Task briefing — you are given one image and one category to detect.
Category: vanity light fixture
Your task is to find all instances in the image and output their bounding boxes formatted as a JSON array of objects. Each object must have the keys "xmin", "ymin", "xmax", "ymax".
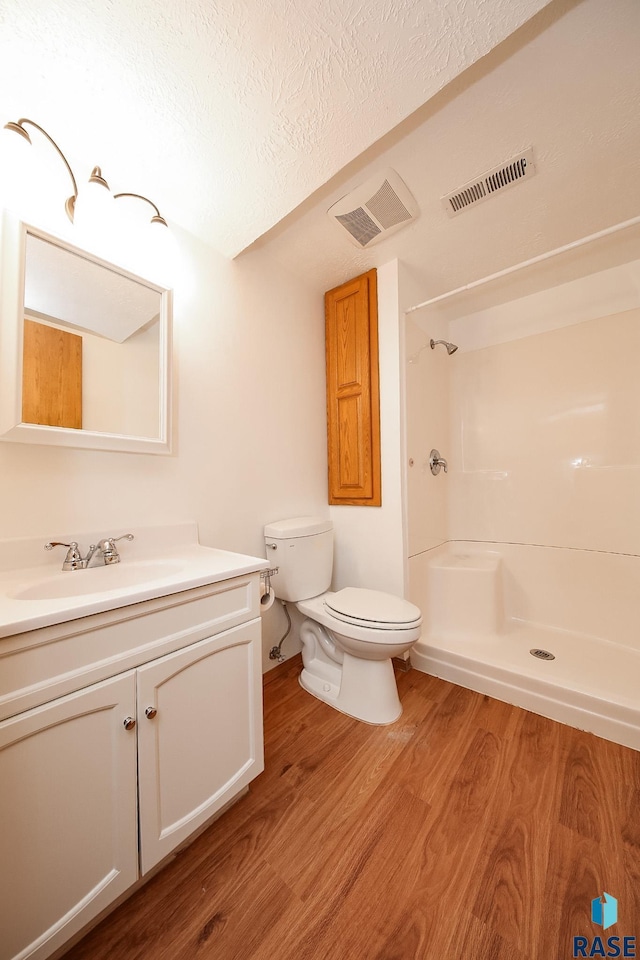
[
  {"xmin": 2, "ymin": 117, "xmax": 169, "ymax": 230},
  {"xmin": 113, "ymin": 192, "xmax": 168, "ymax": 228},
  {"xmin": 3, "ymin": 118, "xmax": 79, "ymax": 222},
  {"xmin": 87, "ymin": 165, "xmax": 110, "ymax": 192}
]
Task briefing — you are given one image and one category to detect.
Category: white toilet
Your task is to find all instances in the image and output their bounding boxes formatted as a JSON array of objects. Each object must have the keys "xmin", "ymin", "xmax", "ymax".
[{"xmin": 264, "ymin": 517, "xmax": 422, "ymax": 724}]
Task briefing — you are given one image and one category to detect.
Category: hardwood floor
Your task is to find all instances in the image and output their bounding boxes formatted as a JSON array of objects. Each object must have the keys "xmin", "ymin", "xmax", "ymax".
[{"xmin": 62, "ymin": 658, "xmax": 640, "ymax": 960}]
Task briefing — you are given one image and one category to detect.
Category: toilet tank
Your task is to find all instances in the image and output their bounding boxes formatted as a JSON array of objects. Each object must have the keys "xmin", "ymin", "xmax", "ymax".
[{"xmin": 264, "ymin": 517, "xmax": 333, "ymax": 602}]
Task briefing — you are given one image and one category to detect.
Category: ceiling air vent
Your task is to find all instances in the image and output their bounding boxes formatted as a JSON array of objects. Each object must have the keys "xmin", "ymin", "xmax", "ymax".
[
  {"xmin": 328, "ymin": 168, "xmax": 419, "ymax": 248},
  {"xmin": 442, "ymin": 147, "xmax": 536, "ymax": 218}
]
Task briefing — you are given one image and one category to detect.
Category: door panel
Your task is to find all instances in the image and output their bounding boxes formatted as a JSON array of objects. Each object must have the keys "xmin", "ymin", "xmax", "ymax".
[
  {"xmin": 137, "ymin": 620, "xmax": 263, "ymax": 874},
  {"xmin": 0, "ymin": 672, "xmax": 138, "ymax": 960},
  {"xmin": 325, "ymin": 269, "xmax": 381, "ymax": 505}
]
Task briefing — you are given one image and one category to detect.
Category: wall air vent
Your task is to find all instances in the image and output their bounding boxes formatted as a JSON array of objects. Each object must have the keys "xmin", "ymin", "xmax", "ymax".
[
  {"xmin": 442, "ymin": 148, "xmax": 536, "ymax": 218},
  {"xmin": 328, "ymin": 168, "xmax": 419, "ymax": 248}
]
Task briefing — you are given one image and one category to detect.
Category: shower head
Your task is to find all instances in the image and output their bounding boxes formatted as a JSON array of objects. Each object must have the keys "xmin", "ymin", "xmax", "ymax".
[
  {"xmin": 430, "ymin": 338, "xmax": 458, "ymax": 355},
  {"xmin": 407, "ymin": 338, "xmax": 459, "ymax": 364}
]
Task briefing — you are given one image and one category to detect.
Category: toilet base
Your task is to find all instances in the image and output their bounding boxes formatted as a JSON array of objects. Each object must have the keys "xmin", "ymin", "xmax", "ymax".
[{"xmin": 299, "ymin": 652, "xmax": 402, "ymax": 725}]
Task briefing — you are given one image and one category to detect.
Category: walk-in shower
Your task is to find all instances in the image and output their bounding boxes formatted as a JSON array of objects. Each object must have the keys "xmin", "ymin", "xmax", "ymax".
[{"xmin": 403, "ymin": 216, "xmax": 640, "ymax": 752}]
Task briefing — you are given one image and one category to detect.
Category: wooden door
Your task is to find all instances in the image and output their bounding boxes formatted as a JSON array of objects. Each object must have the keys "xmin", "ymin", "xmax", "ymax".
[
  {"xmin": 0, "ymin": 672, "xmax": 138, "ymax": 960},
  {"xmin": 136, "ymin": 620, "xmax": 263, "ymax": 874},
  {"xmin": 325, "ymin": 268, "xmax": 381, "ymax": 505},
  {"xmin": 22, "ymin": 319, "xmax": 82, "ymax": 428}
]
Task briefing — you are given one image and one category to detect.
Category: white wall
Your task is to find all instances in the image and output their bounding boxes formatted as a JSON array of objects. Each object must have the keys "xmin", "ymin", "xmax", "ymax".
[
  {"xmin": 330, "ymin": 259, "xmax": 406, "ymax": 597},
  {"xmin": 82, "ymin": 321, "xmax": 160, "ymax": 438},
  {"xmin": 0, "ymin": 220, "xmax": 329, "ymax": 670}
]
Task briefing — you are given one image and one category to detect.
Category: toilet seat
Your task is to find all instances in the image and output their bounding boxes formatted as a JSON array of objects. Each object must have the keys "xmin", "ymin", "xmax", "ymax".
[{"xmin": 324, "ymin": 587, "xmax": 422, "ymax": 632}]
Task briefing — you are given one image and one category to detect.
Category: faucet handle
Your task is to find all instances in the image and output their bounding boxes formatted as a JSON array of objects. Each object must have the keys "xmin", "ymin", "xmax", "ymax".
[
  {"xmin": 45, "ymin": 540, "xmax": 77, "ymax": 551},
  {"xmin": 44, "ymin": 541, "xmax": 85, "ymax": 571},
  {"xmin": 97, "ymin": 533, "xmax": 134, "ymax": 564}
]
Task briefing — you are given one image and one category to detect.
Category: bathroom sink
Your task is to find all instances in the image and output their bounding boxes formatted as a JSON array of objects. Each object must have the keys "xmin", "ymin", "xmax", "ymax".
[
  {"xmin": 0, "ymin": 522, "xmax": 270, "ymax": 639},
  {"xmin": 10, "ymin": 561, "xmax": 184, "ymax": 601}
]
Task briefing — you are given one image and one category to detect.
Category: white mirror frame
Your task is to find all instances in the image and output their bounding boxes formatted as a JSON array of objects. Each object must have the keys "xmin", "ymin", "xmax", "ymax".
[{"xmin": 0, "ymin": 213, "xmax": 172, "ymax": 454}]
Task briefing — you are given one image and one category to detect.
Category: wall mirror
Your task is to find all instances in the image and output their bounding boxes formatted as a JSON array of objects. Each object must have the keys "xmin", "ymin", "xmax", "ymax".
[{"xmin": 0, "ymin": 213, "xmax": 172, "ymax": 454}]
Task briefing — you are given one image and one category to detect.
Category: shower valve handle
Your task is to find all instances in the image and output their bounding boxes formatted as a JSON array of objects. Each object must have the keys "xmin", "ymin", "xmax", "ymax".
[{"xmin": 429, "ymin": 449, "xmax": 448, "ymax": 475}]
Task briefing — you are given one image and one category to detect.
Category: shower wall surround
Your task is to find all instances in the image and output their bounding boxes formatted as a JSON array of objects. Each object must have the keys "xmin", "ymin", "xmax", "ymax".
[
  {"xmin": 404, "ymin": 313, "xmax": 449, "ymax": 559},
  {"xmin": 406, "ymin": 309, "xmax": 640, "ymax": 556},
  {"xmin": 405, "ymin": 285, "xmax": 640, "ymax": 746},
  {"xmin": 448, "ymin": 307, "xmax": 640, "ymax": 556},
  {"xmin": 406, "ymin": 300, "xmax": 640, "ymax": 654}
]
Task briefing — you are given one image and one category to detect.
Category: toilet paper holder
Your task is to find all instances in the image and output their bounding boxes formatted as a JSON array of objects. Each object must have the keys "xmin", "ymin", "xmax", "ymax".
[
  {"xmin": 260, "ymin": 567, "xmax": 279, "ymax": 592},
  {"xmin": 260, "ymin": 567, "xmax": 279, "ymax": 612}
]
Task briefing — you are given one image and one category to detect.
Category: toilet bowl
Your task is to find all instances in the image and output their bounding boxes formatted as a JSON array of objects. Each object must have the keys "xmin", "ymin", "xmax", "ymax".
[{"xmin": 264, "ymin": 518, "xmax": 422, "ymax": 724}]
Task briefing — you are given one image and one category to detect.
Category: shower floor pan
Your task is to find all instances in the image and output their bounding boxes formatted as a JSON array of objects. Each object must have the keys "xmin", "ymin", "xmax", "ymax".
[{"xmin": 411, "ymin": 622, "xmax": 640, "ymax": 751}]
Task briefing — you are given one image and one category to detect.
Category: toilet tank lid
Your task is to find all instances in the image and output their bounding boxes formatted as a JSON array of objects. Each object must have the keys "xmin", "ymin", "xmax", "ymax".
[{"xmin": 264, "ymin": 516, "xmax": 333, "ymax": 539}]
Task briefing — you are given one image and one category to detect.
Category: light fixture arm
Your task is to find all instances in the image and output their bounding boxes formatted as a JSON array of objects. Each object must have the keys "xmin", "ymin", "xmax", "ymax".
[
  {"xmin": 4, "ymin": 115, "xmax": 169, "ymax": 230},
  {"xmin": 113, "ymin": 192, "xmax": 168, "ymax": 227},
  {"xmin": 8, "ymin": 118, "xmax": 79, "ymax": 221}
]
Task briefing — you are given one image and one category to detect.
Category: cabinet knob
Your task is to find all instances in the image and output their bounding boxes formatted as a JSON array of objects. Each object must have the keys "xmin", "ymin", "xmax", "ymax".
[
  {"xmin": 123, "ymin": 716, "xmax": 136, "ymax": 730},
  {"xmin": 144, "ymin": 706, "xmax": 158, "ymax": 720}
]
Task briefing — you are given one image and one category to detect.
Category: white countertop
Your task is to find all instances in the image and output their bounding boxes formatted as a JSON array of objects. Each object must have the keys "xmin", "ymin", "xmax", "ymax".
[{"xmin": 0, "ymin": 523, "xmax": 270, "ymax": 639}]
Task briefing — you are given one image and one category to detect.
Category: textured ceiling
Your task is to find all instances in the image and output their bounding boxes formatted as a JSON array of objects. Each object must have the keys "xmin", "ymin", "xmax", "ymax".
[
  {"xmin": 0, "ymin": 0, "xmax": 551, "ymax": 257},
  {"xmin": 251, "ymin": 0, "xmax": 640, "ymax": 301}
]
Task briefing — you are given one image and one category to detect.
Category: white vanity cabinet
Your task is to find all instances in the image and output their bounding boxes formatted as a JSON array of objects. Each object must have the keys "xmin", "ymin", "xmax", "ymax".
[{"xmin": 0, "ymin": 571, "xmax": 264, "ymax": 960}]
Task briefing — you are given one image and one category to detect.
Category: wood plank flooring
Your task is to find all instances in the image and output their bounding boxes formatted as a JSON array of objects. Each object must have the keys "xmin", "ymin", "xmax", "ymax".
[{"xmin": 62, "ymin": 658, "xmax": 640, "ymax": 960}]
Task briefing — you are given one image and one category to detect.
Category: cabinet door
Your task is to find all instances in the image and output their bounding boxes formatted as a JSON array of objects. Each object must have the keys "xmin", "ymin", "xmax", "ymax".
[
  {"xmin": 325, "ymin": 268, "xmax": 381, "ymax": 505},
  {"xmin": 0, "ymin": 672, "xmax": 138, "ymax": 960},
  {"xmin": 137, "ymin": 619, "xmax": 263, "ymax": 874}
]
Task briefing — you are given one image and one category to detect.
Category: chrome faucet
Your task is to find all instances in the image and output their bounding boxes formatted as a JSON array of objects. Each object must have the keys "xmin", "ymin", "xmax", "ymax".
[
  {"xmin": 44, "ymin": 541, "xmax": 98, "ymax": 571},
  {"xmin": 45, "ymin": 534, "xmax": 134, "ymax": 570}
]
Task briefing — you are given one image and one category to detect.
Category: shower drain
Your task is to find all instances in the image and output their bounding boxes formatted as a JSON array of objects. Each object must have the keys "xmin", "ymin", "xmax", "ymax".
[{"xmin": 530, "ymin": 648, "xmax": 556, "ymax": 661}]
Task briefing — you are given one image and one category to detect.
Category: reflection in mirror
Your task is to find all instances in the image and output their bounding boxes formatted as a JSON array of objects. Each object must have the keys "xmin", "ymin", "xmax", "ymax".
[
  {"xmin": 23, "ymin": 233, "xmax": 161, "ymax": 437},
  {"xmin": 24, "ymin": 232, "xmax": 162, "ymax": 343},
  {"xmin": 22, "ymin": 318, "xmax": 82, "ymax": 429},
  {"xmin": 0, "ymin": 215, "xmax": 172, "ymax": 454}
]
